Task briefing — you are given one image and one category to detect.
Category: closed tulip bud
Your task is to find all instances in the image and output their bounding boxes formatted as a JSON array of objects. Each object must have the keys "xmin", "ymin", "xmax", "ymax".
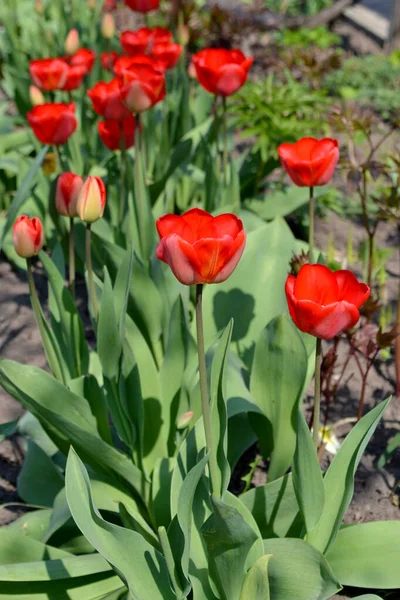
[
  {"xmin": 101, "ymin": 13, "xmax": 115, "ymax": 39},
  {"xmin": 29, "ymin": 85, "xmax": 45, "ymax": 106},
  {"xmin": 176, "ymin": 411, "xmax": 194, "ymax": 429},
  {"xmin": 13, "ymin": 215, "xmax": 44, "ymax": 258},
  {"xmin": 56, "ymin": 172, "xmax": 84, "ymax": 218},
  {"xmin": 65, "ymin": 29, "xmax": 80, "ymax": 55},
  {"xmin": 35, "ymin": 0, "xmax": 44, "ymax": 14},
  {"xmin": 87, "ymin": 0, "xmax": 97, "ymax": 8},
  {"xmin": 77, "ymin": 176, "xmax": 106, "ymax": 223}
]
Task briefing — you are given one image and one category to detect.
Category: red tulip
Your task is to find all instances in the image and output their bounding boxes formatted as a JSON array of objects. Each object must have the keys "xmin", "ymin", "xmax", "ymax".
[
  {"xmin": 29, "ymin": 58, "xmax": 68, "ymax": 91},
  {"xmin": 120, "ymin": 63, "xmax": 165, "ymax": 113},
  {"xmin": 152, "ymin": 42, "xmax": 182, "ymax": 70},
  {"xmin": 285, "ymin": 264, "xmax": 370, "ymax": 340},
  {"xmin": 156, "ymin": 208, "xmax": 246, "ymax": 285},
  {"xmin": 13, "ymin": 215, "xmax": 44, "ymax": 258},
  {"xmin": 77, "ymin": 176, "xmax": 106, "ymax": 223},
  {"xmin": 62, "ymin": 64, "xmax": 88, "ymax": 91},
  {"xmin": 88, "ymin": 79, "xmax": 131, "ymax": 120},
  {"xmin": 124, "ymin": 0, "xmax": 160, "ymax": 13},
  {"xmin": 68, "ymin": 48, "xmax": 96, "ymax": 73},
  {"xmin": 192, "ymin": 48, "xmax": 253, "ymax": 97},
  {"xmin": 113, "ymin": 54, "xmax": 163, "ymax": 77},
  {"xmin": 120, "ymin": 27, "xmax": 172, "ymax": 56},
  {"xmin": 56, "ymin": 172, "xmax": 84, "ymax": 217},
  {"xmin": 102, "ymin": 0, "xmax": 118, "ymax": 10},
  {"xmin": 101, "ymin": 51, "xmax": 119, "ymax": 72},
  {"xmin": 27, "ymin": 103, "xmax": 77, "ymax": 145},
  {"xmin": 278, "ymin": 138, "xmax": 339, "ymax": 187},
  {"xmin": 98, "ymin": 117, "xmax": 136, "ymax": 150}
]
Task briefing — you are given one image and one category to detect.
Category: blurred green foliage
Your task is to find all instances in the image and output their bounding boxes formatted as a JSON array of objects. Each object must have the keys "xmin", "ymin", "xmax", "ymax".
[{"xmin": 274, "ymin": 25, "xmax": 341, "ymax": 49}]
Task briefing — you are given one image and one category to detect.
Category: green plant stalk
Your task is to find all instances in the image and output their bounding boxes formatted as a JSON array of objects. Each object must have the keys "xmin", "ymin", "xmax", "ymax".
[
  {"xmin": 309, "ymin": 185, "xmax": 314, "ymax": 263},
  {"xmin": 134, "ymin": 115, "xmax": 145, "ymax": 260},
  {"xmin": 195, "ymin": 284, "xmax": 219, "ymax": 498},
  {"xmin": 120, "ymin": 138, "xmax": 127, "ymax": 226},
  {"xmin": 26, "ymin": 258, "xmax": 63, "ymax": 382},
  {"xmin": 158, "ymin": 526, "xmax": 180, "ymax": 598},
  {"xmin": 85, "ymin": 224, "xmax": 98, "ymax": 320},
  {"xmin": 313, "ymin": 337, "xmax": 322, "ymax": 448},
  {"xmin": 53, "ymin": 144, "xmax": 68, "ymax": 172},
  {"xmin": 69, "ymin": 217, "xmax": 75, "ymax": 301},
  {"xmin": 222, "ymin": 96, "xmax": 228, "ymax": 185}
]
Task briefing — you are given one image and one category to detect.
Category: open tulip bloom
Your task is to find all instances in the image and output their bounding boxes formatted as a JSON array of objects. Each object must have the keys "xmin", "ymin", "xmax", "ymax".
[
  {"xmin": 192, "ymin": 48, "xmax": 253, "ymax": 97},
  {"xmin": 156, "ymin": 208, "xmax": 246, "ymax": 285},
  {"xmin": 278, "ymin": 137, "xmax": 339, "ymax": 188},
  {"xmin": 120, "ymin": 27, "xmax": 172, "ymax": 56},
  {"xmin": 286, "ymin": 264, "xmax": 370, "ymax": 341},
  {"xmin": 27, "ymin": 102, "xmax": 77, "ymax": 145}
]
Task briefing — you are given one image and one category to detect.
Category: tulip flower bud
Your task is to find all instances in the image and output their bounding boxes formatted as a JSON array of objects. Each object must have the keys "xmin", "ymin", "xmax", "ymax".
[
  {"xmin": 176, "ymin": 411, "xmax": 194, "ymax": 430},
  {"xmin": 65, "ymin": 29, "xmax": 80, "ymax": 55},
  {"xmin": 29, "ymin": 85, "xmax": 45, "ymax": 106},
  {"xmin": 87, "ymin": 0, "xmax": 97, "ymax": 9},
  {"xmin": 35, "ymin": 0, "xmax": 44, "ymax": 14},
  {"xmin": 101, "ymin": 13, "xmax": 115, "ymax": 39},
  {"xmin": 13, "ymin": 215, "xmax": 44, "ymax": 258},
  {"xmin": 77, "ymin": 176, "xmax": 106, "ymax": 223},
  {"xmin": 56, "ymin": 172, "xmax": 84, "ymax": 218}
]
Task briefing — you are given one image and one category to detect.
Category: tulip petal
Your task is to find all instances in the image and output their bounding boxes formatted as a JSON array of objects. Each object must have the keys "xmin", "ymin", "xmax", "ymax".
[
  {"xmin": 213, "ymin": 230, "xmax": 246, "ymax": 283},
  {"xmin": 193, "ymin": 235, "xmax": 237, "ymax": 283},
  {"xmin": 181, "ymin": 208, "xmax": 214, "ymax": 239},
  {"xmin": 294, "ymin": 264, "xmax": 338, "ymax": 305},
  {"xmin": 216, "ymin": 64, "xmax": 246, "ymax": 96},
  {"xmin": 156, "ymin": 234, "xmax": 201, "ymax": 285},
  {"xmin": 294, "ymin": 299, "xmax": 360, "ymax": 340},
  {"xmin": 334, "ymin": 270, "xmax": 370, "ymax": 308},
  {"xmin": 285, "ymin": 274, "xmax": 301, "ymax": 330},
  {"xmin": 156, "ymin": 214, "xmax": 193, "ymax": 241}
]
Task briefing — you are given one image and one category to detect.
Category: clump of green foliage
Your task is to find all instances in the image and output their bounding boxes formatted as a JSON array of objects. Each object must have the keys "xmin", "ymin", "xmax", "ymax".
[
  {"xmin": 243, "ymin": 0, "xmax": 333, "ymax": 16},
  {"xmin": 230, "ymin": 72, "xmax": 327, "ymax": 166},
  {"xmin": 274, "ymin": 25, "xmax": 341, "ymax": 49},
  {"xmin": 324, "ymin": 55, "xmax": 400, "ymax": 120}
]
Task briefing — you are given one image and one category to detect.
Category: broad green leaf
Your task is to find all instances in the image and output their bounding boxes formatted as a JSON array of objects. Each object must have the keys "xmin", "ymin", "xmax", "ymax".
[
  {"xmin": 326, "ymin": 521, "xmax": 400, "ymax": 589},
  {"xmin": 0, "ymin": 419, "xmax": 18, "ymax": 442},
  {"xmin": 0, "ymin": 574, "xmax": 125, "ymax": 600},
  {"xmin": 0, "ymin": 553, "xmax": 111, "ymax": 581},
  {"xmin": 307, "ymin": 398, "xmax": 391, "ymax": 554},
  {"xmin": 151, "ymin": 458, "xmax": 175, "ymax": 530},
  {"xmin": 262, "ymin": 538, "xmax": 341, "ymax": 600},
  {"xmin": 113, "ymin": 247, "xmax": 134, "ymax": 345},
  {"xmin": 119, "ymin": 504, "xmax": 160, "ymax": 550},
  {"xmin": 98, "ymin": 268, "xmax": 122, "ymax": 380},
  {"xmin": 66, "ymin": 449, "xmax": 175, "ymax": 599},
  {"xmin": 352, "ymin": 596, "xmax": 383, "ymax": 600},
  {"xmin": 210, "ymin": 321, "xmax": 233, "ymax": 497},
  {"xmin": 200, "ymin": 219, "xmax": 301, "ymax": 360},
  {"xmin": 131, "ymin": 137, "xmax": 155, "ymax": 263},
  {"xmin": 40, "ymin": 251, "xmax": 89, "ymax": 379},
  {"xmin": 292, "ymin": 410, "xmax": 325, "ymax": 533},
  {"xmin": 69, "ymin": 375, "xmax": 111, "ymax": 445},
  {"xmin": 0, "ymin": 529, "xmax": 71, "ymax": 565},
  {"xmin": 240, "ymin": 474, "xmax": 302, "ymax": 539},
  {"xmin": 168, "ymin": 453, "xmax": 209, "ymax": 594},
  {"xmin": 239, "ymin": 554, "xmax": 272, "ymax": 600},
  {"xmin": 0, "ymin": 359, "xmax": 144, "ymax": 496},
  {"xmin": 201, "ymin": 496, "xmax": 261, "ymax": 600},
  {"xmin": 222, "ymin": 492, "xmax": 264, "ymax": 570},
  {"xmin": 244, "ymin": 185, "xmax": 316, "ymax": 220},
  {"xmin": 7, "ymin": 510, "xmax": 52, "ymax": 542},
  {"xmin": 249, "ymin": 315, "xmax": 308, "ymax": 481},
  {"xmin": 17, "ymin": 440, "xmax": 64, "ymax": 507},
  {"xmin": 0, "ymin": 144, "xmax": 48, "ymax": 252}
]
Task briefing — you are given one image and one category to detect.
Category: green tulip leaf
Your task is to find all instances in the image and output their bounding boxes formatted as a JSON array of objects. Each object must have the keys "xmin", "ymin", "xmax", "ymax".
[
  {"xmin": 307, "ymin": 398, "xmax": 391, "ymax": 554},
  {"xmin": 98, "ymin": 268, "xmax": 122, "ymax": 381},
  {"xmin": 327, "ymin": 521, "xmax": 400, "ymax": 589},
  {"xmin": 249, "ymin": 314, "xmax": 308, "ymax": 481},
  {"xmin": 292, "ymin": 409, "xmax": 325, "ymax": 533},
  {"xmin": 66, "ymin": 448, "xmax": 175, "ymax": 600},
  {"xmin": 262, "ymin": 538, "xmax": 341, "ymax": 600},
  {"xmin": 239, "ymin": 554, "xmax": 272, "ymax": 600},
  {"xmin": 17, "ymin": 440, "xmax": 64, "ymax": 507}
]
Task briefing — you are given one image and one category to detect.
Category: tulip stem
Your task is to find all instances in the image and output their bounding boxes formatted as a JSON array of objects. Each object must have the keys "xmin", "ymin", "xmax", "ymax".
[
  {"xmin": 120, "ymin": 141, "xmax": 127, "ymax": 226},
  {"xmin": 53, "ymin": 145, "xmax": 68, "ymax": 173},
  {"xmin": 85, "ymin": 224, "xmax": 98, "ymax": 320},
  {"xmin": 309, "ymin": 186, "xmax": 314, "ymax": 264},
  {"xmin": 195, "ymin": 284, "xmax": 219, "ymax": 498},
  {"xmin": 69, "ymin": 217, "xmax": 75, "ymax": 301},
  {"xmin": 222, "ymin": 96, "xmax": 228, "ymax": 185},
  {"xmin": 313, "ymin": 337, "xmax": 322, "ymax": 449}
]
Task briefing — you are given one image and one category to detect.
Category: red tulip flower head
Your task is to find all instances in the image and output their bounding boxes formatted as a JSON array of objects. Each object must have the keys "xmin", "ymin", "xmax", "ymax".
[
  {"xmin": 13, "ymin": 215, "xmax": 44, "ymax": 258},
  {"xmin": 101, "ymin": 51, "xmax": 119, "ymax": 72},
  {"xmin": 156, "ymin": 208, "xmax": 246, "ymax": 285},
  {"xmin": 114, "ymin": 55, "xmax": 163, "ymax": 78},
  {"xmin": 98, "ymin": 117, "xmax": 136, "ymax": 150},
  {"xmin": 278, "ymin": 138, "xmax": 339, "ymax": 187},
  {"xmin": 124, "ymin": 0, "xmax": 160, "ymax": 13},
  {"xmin": 29, "ymin": 58, "xmax": 68, "ymax": 91},
  {"xmin": 285, "ymin": 264, "xmax": 370, "ymax": 340},
  {"xmin": 56, "ymin": 172, "xmax": 84, "ymax": 217},
  {"xmin": 152, "ymin": 42, "xmax": 182, "ymax": 70},
  {"xmin": 88, "ymin": 79, "xmax": 131, "ymax": 120},
  {"xmin": 62, "ymin": 64, "xmax": 88, "ymax": 91},
  {"xmin": 120, "ymin": 63, "xmax": 166, "ymax": 113},
  {"xmin": 120, "ymin": 27, "xmax": 172, "ymax": 56},
  {"xmin": 27, "ymin": 103, "xmax": 77, "ymax": 145},
  {"xmin": 192, "ymin": 49, "xmax": 253, "ymax": 97},
  {"xmin": 77, "ymin": 176, "xmax": 106, "ymax": 223},
  {"xmin": 68, "ymin": 48, "xmax": 96, "ymax": 73}
]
